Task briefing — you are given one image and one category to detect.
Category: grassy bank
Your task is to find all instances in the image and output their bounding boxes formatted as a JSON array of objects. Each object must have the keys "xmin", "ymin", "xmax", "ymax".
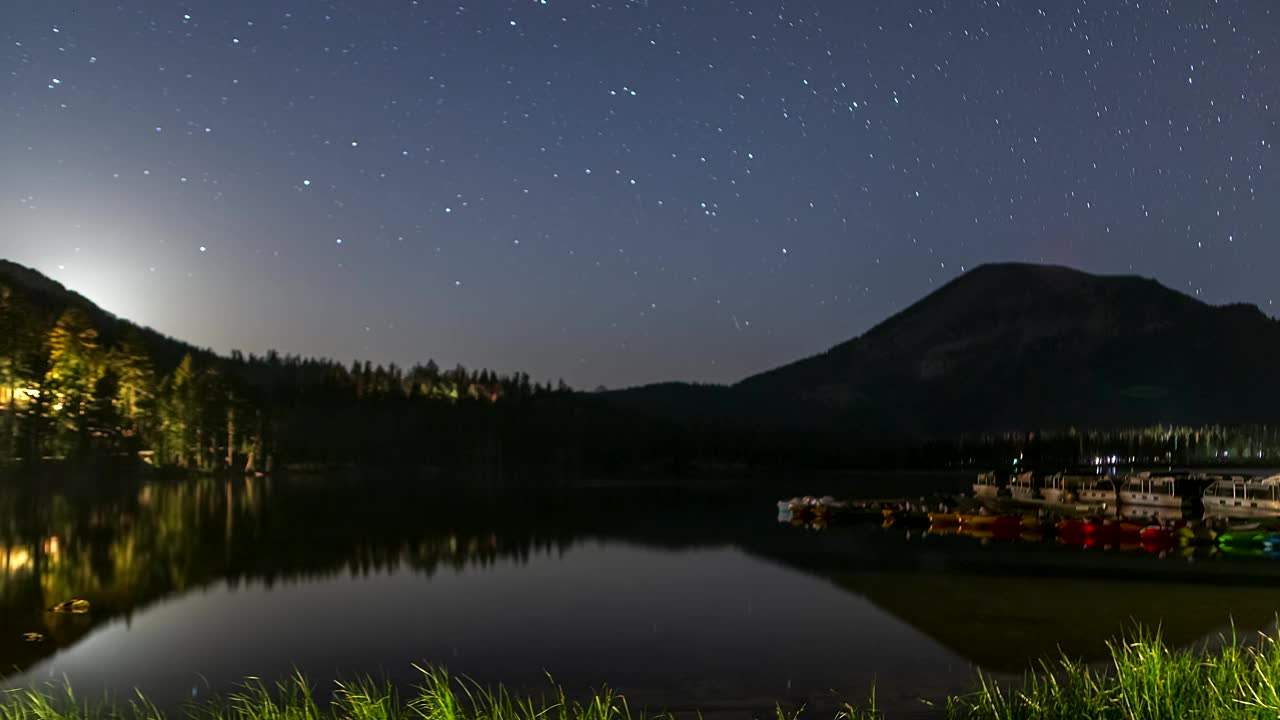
[
  {"xmin": 7, "ymin": 629, "xmax": 1280, "ymax": 720},
  {"xmin": 951, "ymin": 626, "xmax": 1280, "ymax": 719}
]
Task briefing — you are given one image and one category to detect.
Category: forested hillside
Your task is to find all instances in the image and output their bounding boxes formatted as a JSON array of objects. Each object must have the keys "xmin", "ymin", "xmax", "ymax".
[{"xmin": 0, "ymin": 260, "xmax": 667, "ymax": 478}]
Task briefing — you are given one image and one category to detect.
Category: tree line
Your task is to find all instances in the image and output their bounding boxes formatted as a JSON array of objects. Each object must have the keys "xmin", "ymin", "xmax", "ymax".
[{"xmin": 0, "ymin": 283, "xmax": 610, "ymax": 475}]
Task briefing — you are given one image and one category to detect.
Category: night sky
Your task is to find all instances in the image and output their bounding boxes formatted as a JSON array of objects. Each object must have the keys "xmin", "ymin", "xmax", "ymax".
[{"xmin": 3, "ymin": 1, "xmax": 1277, "ymax": 389}]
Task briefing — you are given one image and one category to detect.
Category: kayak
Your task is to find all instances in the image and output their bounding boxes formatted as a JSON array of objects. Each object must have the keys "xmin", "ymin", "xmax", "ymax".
[
  {"xmin": 1175, "ymin": 526, "xmax": 1217, "ymax": 546},
  {"xmin": 1057, "ymin": 519, "xmax": 1088, "ymax": 536},
  {"xmin": 1140, "ymin": 531, "xmax": 1176, "ymax": 554},
  {"xmin": 928, "ymin": 512, "xmax": 963, "ymax": 526},
  {"xmin": 1218, "ymin": 530, "xmax": 1266, "ymax": 547}
]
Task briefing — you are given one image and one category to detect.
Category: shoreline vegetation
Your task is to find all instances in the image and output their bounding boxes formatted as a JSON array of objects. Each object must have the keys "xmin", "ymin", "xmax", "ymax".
[
  {"xmin": 7, "ymin": 260, "xmax": 1280, "ymax": 481},
  {"xmin": 8, "ymin": 628, "xmax": 1280, "ymax": 720},
  {"xmin": 7, "ymin": 278, "xmax": 1280, "ymax": 479}
]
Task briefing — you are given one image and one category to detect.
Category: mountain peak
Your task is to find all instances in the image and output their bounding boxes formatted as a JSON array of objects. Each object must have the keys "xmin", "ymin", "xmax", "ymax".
[{"xmin": 729, "ymin": 262, "xmax": 1280, "ymax": 436}]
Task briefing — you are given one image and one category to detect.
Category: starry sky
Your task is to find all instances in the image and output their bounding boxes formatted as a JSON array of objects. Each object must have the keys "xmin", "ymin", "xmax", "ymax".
[{"xmin": 2, "ymin": 1, "xmax": 1277, "ymax": 389}]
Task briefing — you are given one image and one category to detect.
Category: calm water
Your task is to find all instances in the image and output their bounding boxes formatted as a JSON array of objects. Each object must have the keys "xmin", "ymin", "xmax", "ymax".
[{"xmin": 3, "ymin": 473, "xmax": 1280, "ymax": 719}]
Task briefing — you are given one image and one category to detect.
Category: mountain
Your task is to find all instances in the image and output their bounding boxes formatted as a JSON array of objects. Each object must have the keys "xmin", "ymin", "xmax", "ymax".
[
  {"xmin": 609, "ymin": 263, "xmax": 1280, "ymax": 439},
  {"xmin": 0, "ymin": 258, "xmax": 217, "ymax": 373}
]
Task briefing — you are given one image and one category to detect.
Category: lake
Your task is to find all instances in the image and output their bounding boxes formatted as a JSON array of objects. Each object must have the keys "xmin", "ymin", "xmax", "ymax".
[{"xmin": 3, "ymin": 472, "xmax": 1280, "ymax": 719}]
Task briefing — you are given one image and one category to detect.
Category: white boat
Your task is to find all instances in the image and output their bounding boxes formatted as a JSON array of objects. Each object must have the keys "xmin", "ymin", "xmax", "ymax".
[
  {"xmin": 1040, "ymin": 473, "xmax": 1108, "ymax": 505},
  {"xmin": 1075, "ymin": 476, "xmax": 1119, "ymax": 506},
  {"xmin": 1008, "ymin": 471, "xmax": 1036, "ymax": 501},
  {"xmin": 1202, "ymin": 475, "xmax": 1280, "ymax": 518},
  {"xmin": 1117, "ymin": 471, "xmax": 1185, "ymax": 508},
  {"xmin": 973, "ymin": 471, "xmax": 1001, "ymax": 498}
]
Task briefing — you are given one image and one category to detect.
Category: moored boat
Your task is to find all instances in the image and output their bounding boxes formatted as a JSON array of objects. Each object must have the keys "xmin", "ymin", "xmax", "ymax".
[
  {"xmin": 1076, "ymin": 476, "xmax": 1119, "ymax": 506},
  {"xmin": 1008, "ymin": 471, "xmax": 1036, "ymax": 502},
  {"xmin": 1202, "ymin": 475, "xmax": 1280, "ymax": 519},
  {"xmin": 1218, "ymin": 529, "xmax": 1268, "ymax": 548},
  {"xmin": 1040, "ymin": 473, "xmax": 1071, "ymax": 504},
  {"xmin": 928, "ymin": 512, "xmax": 963, "ymax": 526},
  {"xmin": 973, "ymin": 471, "xmax": 1001, "ymax": 498},
  {"xmin": 1175, "ymin": 524, "xmax": 1217, "ymax": 546},
  {"xmin": 1118, "ymin": 471, "xmax": 1188, "ymax": 509}
]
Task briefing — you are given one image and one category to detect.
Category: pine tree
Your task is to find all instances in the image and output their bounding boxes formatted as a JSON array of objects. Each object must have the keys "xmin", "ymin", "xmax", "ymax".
[
  {"xmin": 109, "ymin": 329, "xmax": 157, "ymax": 440},
  {"xmin": 44, "ymin": 308, "xmax": 105, "ymax": 457},
  {"xmin": 159, "ymin": 354, "xmax": 200, "ymax": 467}
]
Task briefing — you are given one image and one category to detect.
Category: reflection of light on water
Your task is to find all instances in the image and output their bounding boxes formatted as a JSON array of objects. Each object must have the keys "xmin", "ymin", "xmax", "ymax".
[
  {"xmin": 3, "ymin": 547, "xmax": 32, "ymax": 572},
  {"xmin": 1, "ymin": 538, "xmax": 61, "ymax": 574}
]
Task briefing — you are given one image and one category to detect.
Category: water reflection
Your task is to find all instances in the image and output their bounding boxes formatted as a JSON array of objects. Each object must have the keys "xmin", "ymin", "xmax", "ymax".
[
  {"xmin": 0, "ymin": 476, "xmax": 590, "ymax": 680},
  {"xmin": 2, "ymin": 476, "xmax": 1280, "ymax": 719}
]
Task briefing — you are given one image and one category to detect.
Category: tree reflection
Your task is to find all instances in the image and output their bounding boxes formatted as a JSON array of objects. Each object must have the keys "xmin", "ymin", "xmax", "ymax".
[{"xmin": 0, "ymin": 476, "xmax": 596, "ymax": 676}]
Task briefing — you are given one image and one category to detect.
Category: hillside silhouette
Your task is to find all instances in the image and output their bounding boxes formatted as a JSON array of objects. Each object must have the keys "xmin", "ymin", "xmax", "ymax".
[
  {"xmin": 1, "ymin": 259, "xmax": 664, "ymax": 478},
  {"xmin": 610, "ymin": 263, "xmax": 1280, "ymax": 439},
  {"xmin": 5, "ymin": 259, "xmax": 1280, "ymax": 475}
]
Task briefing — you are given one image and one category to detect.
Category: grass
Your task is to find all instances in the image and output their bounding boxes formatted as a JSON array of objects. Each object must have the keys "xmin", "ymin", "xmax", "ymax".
[
  {"xmin": 7, "ymin": 629, "xmax": 1280, "ymax": 720},
  {"xmin": 948, "ymin": 625, "xmax": 1280, "ymax": 719}
]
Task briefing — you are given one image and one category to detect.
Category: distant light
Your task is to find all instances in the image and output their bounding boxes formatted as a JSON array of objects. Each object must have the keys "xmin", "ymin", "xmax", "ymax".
[
  {"xmin": 336, "ymin": 238, "xmax": 343, "ymax": 245},
  {"xmin": 199, "ymin": 246, "xmax": 207, "ymax": 252},
  {"xmin": 302, "ymin": 179, "xmax": 311, "ymax": 186}
]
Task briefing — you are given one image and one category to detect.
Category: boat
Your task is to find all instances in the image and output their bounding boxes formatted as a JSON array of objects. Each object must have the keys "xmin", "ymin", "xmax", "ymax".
[
  {"xmin": 1202, "ymin": 475, "xmax": 1280, "ymax": 518},
  {"xmin": 1075, "ymin": 476, "xmax": 1119, "ymax": 506},
  {"xmin": 928, "ymin": 512, "xmax": 963, "ymax": 526},
  {"xmin": 973, "ymin": 471, "xmax": 1001, "ymax": 498},
  {"xmin": 1057, "ymin": 519, "xmax": 1088, "ymax": 536},
  {"xmin": 959, "ymin": 513, "xmax": 995, "ymax": 528},
  {"xmin": 1039, "ymin": 473, "xmax": 1109, "ymax": 504},
  {"xmin": 1118, "ymin": 504, "xmax": 1184, "ymax": 523},
  {"xmin": 1174, "ymin": 525, "xmax": 1217, "ymax": 546},
  {"xmin": 1008, "ymin": 471, "xmax": 1037, "ymax": 502},
  {"xmin": 1218, "ymin": 529, "xmax": 1267, "ymax": 548},
  {"xmin": 1040, "ymin": 473, "xmax": 1071, "ymax": 504},
  {"xmin": 1117, "ymin": 471, "xmax": 1188, "ymax": 509}
]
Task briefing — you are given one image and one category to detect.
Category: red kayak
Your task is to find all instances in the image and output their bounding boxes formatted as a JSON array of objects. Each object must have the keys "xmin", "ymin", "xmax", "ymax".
[{"xmin": 1057, "ymin": 519, "xmax": 1088, "ymax": 535}]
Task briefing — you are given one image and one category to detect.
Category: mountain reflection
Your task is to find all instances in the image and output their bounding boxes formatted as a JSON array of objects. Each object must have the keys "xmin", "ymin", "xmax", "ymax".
[{"xmin": 6, "ymin": 476, "xmax": 1280, "ymax": 689}]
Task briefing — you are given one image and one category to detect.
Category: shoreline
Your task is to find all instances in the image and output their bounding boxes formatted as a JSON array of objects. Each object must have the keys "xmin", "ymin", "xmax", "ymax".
[{"xmin": 6, "ymin": 628, "xmax": 1280, "ymax": 720}]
